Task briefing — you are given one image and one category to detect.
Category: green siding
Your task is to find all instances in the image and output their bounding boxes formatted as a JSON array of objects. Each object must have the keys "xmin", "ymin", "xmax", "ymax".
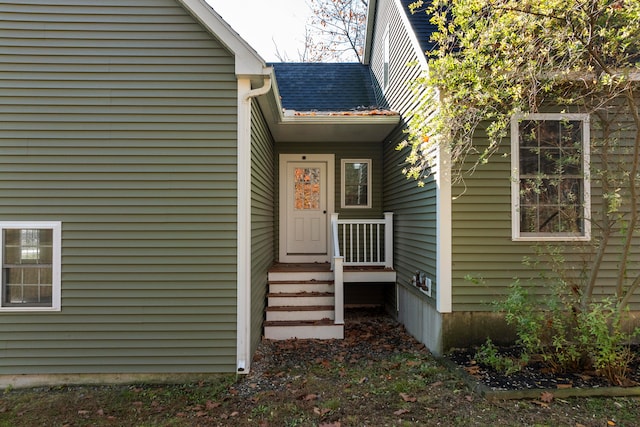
[
  {"xmin": 250, "ymin": 101, "xmax": 275, "ymax": 356},
  {"xmin": 452, "ymin": 108, "xmax": 640, "ymax": 312},
  {"xmin": 370, "ymin": 0, "xmax": 439, "ymax": 300},
  {"xmin": 0, "ymin": 0, "xmax": 239, "ymax": 374}
]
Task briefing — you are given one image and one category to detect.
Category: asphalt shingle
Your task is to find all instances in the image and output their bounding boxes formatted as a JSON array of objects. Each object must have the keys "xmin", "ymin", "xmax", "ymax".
[
  {"xmin": 270, "ymin": 63, "xmax": 379, "ymax": 112},
  {"xmin": 400, "ymin": 0, "xmax": 439, "ymax": 56}
]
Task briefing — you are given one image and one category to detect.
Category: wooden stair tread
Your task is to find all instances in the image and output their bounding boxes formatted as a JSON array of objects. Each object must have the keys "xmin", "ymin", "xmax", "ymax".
[
  {"xmin": 264, "ymin": 318, "xmax": 336, "ymax": 327},
  {"xmin": 267, "ymin": 292, "xmax": 334, "ymax": 297},
  {"xmin": 266, "ymin": 305, "xmax": 334, "ymax": 312},
  {"xmin": 268, "ymin": 280, "xmax": 334, "ymax": 284}
]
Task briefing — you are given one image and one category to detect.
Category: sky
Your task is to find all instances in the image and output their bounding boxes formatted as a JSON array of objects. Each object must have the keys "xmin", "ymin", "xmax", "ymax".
[{"xmin": 205, "ymin": 0, "xmax": 313, "ymax": 62}]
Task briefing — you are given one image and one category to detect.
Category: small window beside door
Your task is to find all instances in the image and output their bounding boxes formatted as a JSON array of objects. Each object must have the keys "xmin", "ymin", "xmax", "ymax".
[{"xmin": 342, "ymin": 159, "xmax": 371, "ymax": 208}]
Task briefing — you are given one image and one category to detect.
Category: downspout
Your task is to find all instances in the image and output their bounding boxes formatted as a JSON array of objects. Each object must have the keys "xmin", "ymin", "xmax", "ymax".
[{"xmin": 236, "ymin": 73, "xmax": 272, "ymax": 374}]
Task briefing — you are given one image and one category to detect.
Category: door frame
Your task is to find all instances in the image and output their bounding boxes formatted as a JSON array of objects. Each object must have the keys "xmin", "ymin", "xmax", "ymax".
[{"xmin": 278, "ymin": 154, "xmax": 335, "ymax": 263}]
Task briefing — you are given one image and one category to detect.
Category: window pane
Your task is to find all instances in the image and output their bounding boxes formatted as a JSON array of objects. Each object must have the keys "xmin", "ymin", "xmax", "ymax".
[
  {"xmin": 344, "ymin": 162, "xmax": 369, "ymax": 207},
  {"xmin": 2, "ymin": 227, "xmax": 55, "ymax": 307},
  {"xmin": 294, "ymin": 167, "xmax": 320, "ymax": 210},
  {"xmin": 520, "ymin": 147, "xmax": 538, "ymax": 174},
  {"xmin": 517, "ymin": 118, "xmax": 585, "ymax": 237},
  {"xmin": 520, "ymin": 206, "xmax": 538, "ymax": 233}
]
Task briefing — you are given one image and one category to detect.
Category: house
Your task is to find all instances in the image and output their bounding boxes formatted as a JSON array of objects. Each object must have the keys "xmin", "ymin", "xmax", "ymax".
[{"xmin": 2, "ymin": 0, "xmax": 638, "ymax": 388}]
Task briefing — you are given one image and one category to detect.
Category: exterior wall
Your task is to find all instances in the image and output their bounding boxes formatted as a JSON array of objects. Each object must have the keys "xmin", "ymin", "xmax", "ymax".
[
  {"xmin": 0, "ymin": 0, "xmax": 239, "ymax": 376},
  {"xmin": 446, "ymin": 104, "xmax": 640, "ymax": 349},
  {"xmin": 250, "ymin": 101, "xmax": 275, "ymax": 356},
  {"xmin": 370, "ymin": 0, "xmax": 440, "ymax": 326}
]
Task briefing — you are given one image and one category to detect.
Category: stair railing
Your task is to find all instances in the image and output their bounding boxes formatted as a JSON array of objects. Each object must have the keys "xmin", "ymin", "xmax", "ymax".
[
  {"xmin": 330, "ymin": 212, "xmax": 394, "ymax": 326},
  {"xmin": 330, "ymin": 213, "xmax": 344, "ymax": 325}
]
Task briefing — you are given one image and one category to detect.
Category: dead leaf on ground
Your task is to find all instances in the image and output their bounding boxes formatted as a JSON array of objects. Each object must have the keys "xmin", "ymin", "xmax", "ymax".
[
  {"xmin": 314, "ymin": 407, "xmax": 331, "ymax": 416},
  {"xmin": 541, "ymin": 391, "xmax": 554, "ymax": 403},
  {"xmin": 319, "ymin": 422, "xmax": 341, "ymax": 427},
  {"xmin": 400, "ymin": 393, "xmax": 417, "ymax": 402},
  {"xmin": 607, "ymin": 421, "xmax": 616, "ymax": 426},
  {"xmin": 464, "ymin": 365, "xmax": 481, "ymax": 376},
  {"xmin": 394, "ymin": 408, "xmax": 410, "ymax": 415},
  {"xmin": 301, "ymin": 393, "xmax": 319, "ymax": 401},
  {"xmin": 206, "ymin": 400, "xmax": 221, "ymax": 410},
  {"xmin": 556, "ymin": 383, "xmax": 573, "ymax": 389}
]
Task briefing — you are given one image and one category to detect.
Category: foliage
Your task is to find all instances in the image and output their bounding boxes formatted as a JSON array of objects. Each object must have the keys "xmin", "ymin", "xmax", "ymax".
[
  {"xmin": 577, "ymin": 299, "xmax": 640, "ymax": 385},
  {"xmin": 403, "ymin": 0, "xmax": 640, "ymax": 320},
  {"xmin": 405, "ymin": 0, "xmax": 640, "ymax": 175},
  {"xmin": 480, "ymin": 277, "xmax": 638, "ymax": 384},
  {"xmin": 277, "ymin": 0, "xmax": 368, "ymax": 62},
  {"xmin": 474, "ymin": 337, "xmax": 522, "ymax": 375}
]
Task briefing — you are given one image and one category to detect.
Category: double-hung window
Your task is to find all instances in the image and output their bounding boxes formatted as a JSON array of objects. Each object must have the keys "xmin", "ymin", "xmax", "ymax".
[
  {"xmin": 511, "ymin": 114, "xmax": 590, "ymax": 241},
  {"xmin": 1, "ymin": 222, "xmax": 61, "ymax": 311}
]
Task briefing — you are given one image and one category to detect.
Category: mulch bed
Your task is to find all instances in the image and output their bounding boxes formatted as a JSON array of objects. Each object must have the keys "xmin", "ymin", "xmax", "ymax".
[{"xmin": 446, "ymin": 345, "xmax": 640, "ymax": 398}]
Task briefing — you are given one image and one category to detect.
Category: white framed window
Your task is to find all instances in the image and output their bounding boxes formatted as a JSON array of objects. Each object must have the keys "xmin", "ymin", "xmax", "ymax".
[
  {"xmin": 1, "ymin": 221, "xmax": 61, "ymax": 311},
  {"xmin": 342, "ymin": 159, "xmax": 371, "ymax": 208},
  {"xmin": 511, "ymin": 114, "xmax": 590, "ymax": 241}
]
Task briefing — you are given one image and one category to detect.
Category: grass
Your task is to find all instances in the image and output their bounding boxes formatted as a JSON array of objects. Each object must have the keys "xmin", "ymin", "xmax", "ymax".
[{"xmin": 1, "ymin": 314, "xmax": 639, "ymax": 426}]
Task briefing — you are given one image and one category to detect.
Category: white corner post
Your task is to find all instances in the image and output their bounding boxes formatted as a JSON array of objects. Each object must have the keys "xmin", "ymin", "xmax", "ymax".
[
  {"xmin": 236, "ymin": 74, "xmax": 272, "ymax": 374},
  {"xmin": 384, "ymin": 212, "xmax": 394, "ymax": 269},
  {"xmin": 331, "ymin": 213, "xmax": 344, "ymax": 325},
  {"xmin": 437, "ymin": 146, "xmax": 452, "ymax": 313},
  {"xmin": 334, "ymin": 256, "xmax": 344, "ymax": 325}
]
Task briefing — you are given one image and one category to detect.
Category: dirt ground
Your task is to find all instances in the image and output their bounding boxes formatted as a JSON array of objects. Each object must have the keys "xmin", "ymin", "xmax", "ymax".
[{"xmin": 1, "ymin": 308, "xmax": 639, "ymax": 426}]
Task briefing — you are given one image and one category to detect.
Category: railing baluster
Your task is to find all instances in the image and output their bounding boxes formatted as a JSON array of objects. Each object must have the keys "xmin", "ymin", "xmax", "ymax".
[{"xmin": 333, "ymin": 214, "xmax": 393, "ymax": 267}]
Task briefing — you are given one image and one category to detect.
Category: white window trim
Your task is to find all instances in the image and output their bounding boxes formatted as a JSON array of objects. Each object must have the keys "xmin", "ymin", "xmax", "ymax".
[
  {"xmin": 383, "ymin": 24, "xmax": 390, "ymax": 91},
  {"xmin": 341, "ymin": 159, "xmax": 372, "ymax": 209},
  {"xmin": 0, "ymin": 221, "xmax": 62, "ymax": 311},
  {"xmin": 511, "ymin": 113, "xmax": 591, "ymax": 241}
]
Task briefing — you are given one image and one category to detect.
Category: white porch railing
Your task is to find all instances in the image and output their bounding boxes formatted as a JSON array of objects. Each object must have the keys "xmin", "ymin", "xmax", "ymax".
[{"xmin": 330, "ymin": 212, "xmax": 394, "ymax": 325}]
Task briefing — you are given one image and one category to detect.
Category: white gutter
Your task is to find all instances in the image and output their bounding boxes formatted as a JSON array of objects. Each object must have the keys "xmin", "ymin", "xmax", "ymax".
[{"xmin": 236, "ymin": 73, "xmax": 272, "ymax": 374}]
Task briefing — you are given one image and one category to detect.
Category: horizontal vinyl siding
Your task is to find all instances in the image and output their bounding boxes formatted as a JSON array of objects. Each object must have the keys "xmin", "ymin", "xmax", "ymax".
[
  {"xmin": 452, "ymin": 108, "xmax": 640, "ymax": 311},
  {"xmin": 372, "ymin": 0, "xmax": 439, "ymax": 299},
  {"xmin": 0, "ymin": 0, "xmax": 239, "ymax": 374},
  {"xmin": 250, "ymin": 101, "xmax": 275, "ymax": 355}
]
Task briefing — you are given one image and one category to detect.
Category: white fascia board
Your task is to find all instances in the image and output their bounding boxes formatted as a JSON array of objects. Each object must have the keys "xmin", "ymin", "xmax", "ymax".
[
  {"xmin": 362, "ymin": 0, "xmax": 378, "ymax": 65},
  {"xmin": 176, "ymin": 0, "xmax": 269, "ymax": 77},
  {"xmin": 280, "ymin": 114, "xmax": 400, "ymax": 125}
]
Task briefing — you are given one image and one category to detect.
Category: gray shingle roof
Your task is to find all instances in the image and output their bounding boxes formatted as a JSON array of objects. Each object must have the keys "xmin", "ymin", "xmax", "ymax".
[
  {"xmin": 400, "ymin": 0, "xmax": 438, "ymax": 56},
  {"xmin": 270, "ymin": 63, "xmax": 379, "ymax": 112}
]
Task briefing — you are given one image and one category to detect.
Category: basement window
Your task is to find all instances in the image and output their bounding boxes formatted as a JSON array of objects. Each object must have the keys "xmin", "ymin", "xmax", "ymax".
[
  {"xmin": 1, "ymin": 222, "xmax": 61, "ymax": 311},
  {"xmin": 511, "ymin": 114, "xmax": 590, "ymax": 241}
]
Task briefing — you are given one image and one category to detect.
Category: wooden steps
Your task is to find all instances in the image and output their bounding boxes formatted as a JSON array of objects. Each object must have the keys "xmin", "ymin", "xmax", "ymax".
[{"xmin": 264, "ymin": 265, "xmax": 344, "ymax": 340}]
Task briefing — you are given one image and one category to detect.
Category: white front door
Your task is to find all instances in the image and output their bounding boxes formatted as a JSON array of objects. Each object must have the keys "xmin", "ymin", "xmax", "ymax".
[{"xmin": 279, "ymin": 154, "xmax": 334, "ymax": 263}]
